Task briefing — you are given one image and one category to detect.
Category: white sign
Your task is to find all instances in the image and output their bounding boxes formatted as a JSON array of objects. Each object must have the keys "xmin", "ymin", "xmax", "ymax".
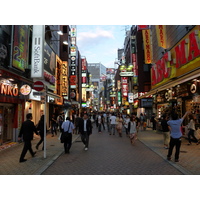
[
  {"xmin": 85, "ymin": 88, "xmax": 94, "ymax": 91},
  {"xmin": 120, "ymin": 72, "xmax": 134, "ymax": 76},
  {"xmin": 128, "ymin": 93, "xmax": 134, "ymax": 103},
  {"xmin": 31, "ymin": 25, "xmax": 45, "ymax": 78}
]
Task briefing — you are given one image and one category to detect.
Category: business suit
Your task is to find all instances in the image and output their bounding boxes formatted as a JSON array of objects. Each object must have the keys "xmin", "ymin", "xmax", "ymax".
[
  {"xmin": 79, "ymin": 118, "xmax": 92, "ymax": 149},
  {"xmin": 18, "ymin": 119, "xmax": 38, "ymax": 162}
]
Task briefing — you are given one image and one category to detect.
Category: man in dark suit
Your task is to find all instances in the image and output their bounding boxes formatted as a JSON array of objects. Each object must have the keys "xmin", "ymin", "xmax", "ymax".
[
  {"xmin": 18, "ymin": 113, "xmax": 38, "ymax": 163},
  {"xmin": 79, "ymin": 113, "xmax": 92, "ymax": 151}
]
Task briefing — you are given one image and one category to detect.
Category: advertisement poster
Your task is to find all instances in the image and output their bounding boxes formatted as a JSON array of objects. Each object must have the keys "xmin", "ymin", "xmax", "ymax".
[
  {"xmin": 12, "ymin": 25, "xmax": 29, "ymax": 71},
  {"xmin": 0, "ymin": 26, "xmax": 12, "ymax": 68}
]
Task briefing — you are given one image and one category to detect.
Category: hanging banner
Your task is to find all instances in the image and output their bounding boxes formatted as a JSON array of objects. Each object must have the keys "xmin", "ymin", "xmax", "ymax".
[
  {"xmin": 156, "ymin": 25, "xmax": 167, "ymax": 49},
  {"xmin": 142, "ymin": 29, "xmax": 152, "ymax": 64}
]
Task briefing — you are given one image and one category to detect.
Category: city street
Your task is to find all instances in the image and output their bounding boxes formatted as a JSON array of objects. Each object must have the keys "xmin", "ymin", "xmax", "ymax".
[{"xmin": 42, "ymin": 127, "xmax": 183, "ymax": 175}]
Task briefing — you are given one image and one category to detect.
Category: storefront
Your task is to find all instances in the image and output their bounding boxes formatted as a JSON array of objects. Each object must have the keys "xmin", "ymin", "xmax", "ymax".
[
  {"xmin": 140, "ymin": 25, "xmax": 200, "ymax": 124},
  {"xmin": 0, "ymin": 68, "xmax": 32, "ymax": 145}
]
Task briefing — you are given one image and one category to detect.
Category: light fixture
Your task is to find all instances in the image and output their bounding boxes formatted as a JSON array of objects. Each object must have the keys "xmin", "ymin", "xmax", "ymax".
[
  {"xmin": 63, "ymin": 41, "xmax": 68, "ymax": 45},
  {"xmin": 57, "ymin": 30, "xmax": 63, "ymax": 35}
]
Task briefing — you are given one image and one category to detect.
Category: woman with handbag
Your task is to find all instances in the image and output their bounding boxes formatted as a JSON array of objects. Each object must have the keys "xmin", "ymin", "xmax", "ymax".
[
  {"xmin": 61, "ymin": 117, "xmax": 75, "ymax": 154},
  {"xmin": 116, "ymin": 113, "xmax": 123, "ymax": 137}
]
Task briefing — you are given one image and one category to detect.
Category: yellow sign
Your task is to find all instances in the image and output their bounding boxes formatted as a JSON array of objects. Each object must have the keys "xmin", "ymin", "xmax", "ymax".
[
  {"xmin": 142, "ymin": 29, "xmax": 152, "ymax": 64},
  {"xmin": 156, "ymin": 25, "xmax": 167, "ymax": 48}
]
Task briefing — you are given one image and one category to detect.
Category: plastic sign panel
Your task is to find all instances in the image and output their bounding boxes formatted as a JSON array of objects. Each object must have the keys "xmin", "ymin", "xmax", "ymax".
[
  {"xmin": 142, "ymin": 29, "xmax": 152, "ymax": 64},
  {"xmin": 31, "ymin": 25, "xmax": 45, "ymax": 78}
]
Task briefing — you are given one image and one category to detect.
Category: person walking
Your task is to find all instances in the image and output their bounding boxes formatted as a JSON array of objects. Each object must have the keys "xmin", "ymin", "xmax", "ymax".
[
  {"xmin": 79, "ymin": 113, "xmax": 93, "ymax": 151},
  {"xmin": 18, "ymin": 113, "xmax": 37, "ymax": 163},
  {"xmin": 36, "ymin": 115, "xmax": 46, "ymax": 150},
  {"xmin": 110, "ymin": 113, "xmax": 116, "ymax": 135},
  {"xmin": 187, "ymin": 114, "xmax": 198, "ymax": 145},
  {"xmin": 124, "ymin": 115, "xmax": 130, "ymax": 137},
  {"xmin": 98, "ymin": 113, "xmax": 104, "ymax": 133},
  {"xmin": 167, "ymin": 111, "xmax": 189, "ymax": 162},
  {"xmin": 57, "ymin": 113, "xmax": 64, "ymax": 133},
  {"xmin": 151, "ymin": 113, "xmax": 157, "ymax": 131},
  {"xmin": 51, "ymin": 114, "xmax": 57, "ymax": 137},
  {"xmin": 116, "ymin": 113, "xmax": 123, "ymax": 137},
  {"xmin": 106, "ymin": 112, "xmax": 111, "ymax": 132},
  {"xmin": 161, "ymin": 114, "xmax": 170, "ymax": 149},
  {"xmin": 128, "ymin": 116, "xmax": 137, "ymax": 144},
  {"xmin": 61, "ymin": 117, "xmax": 75, "ymax": 154}
]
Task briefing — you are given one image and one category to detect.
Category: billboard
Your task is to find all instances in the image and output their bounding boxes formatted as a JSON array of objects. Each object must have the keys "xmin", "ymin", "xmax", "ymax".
[{"xmin": 12, "ymin": 25, "xmax": 29, "ymax": 71}]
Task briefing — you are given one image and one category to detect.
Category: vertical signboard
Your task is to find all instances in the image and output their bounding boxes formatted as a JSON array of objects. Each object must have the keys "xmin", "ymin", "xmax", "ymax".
[
  {"xmin": 31, "ymin": 25, "xmax": 45, "ymax": 78},
  {"xmin": 156, "ymin": 25, "xmax": 167, "ymax": 49},
  {"xmin": 12, "ymin": 25, "xmax": 29, "ymax": 71},
  {"xmin": 142, "ymin": 29, "xmax": 152, "ymax": 64},
  {"xmin": 61, "ymin": 61, "xmax": 68, "ymax": 96},
  {"xmin": 81, "ymin": 58, "xmax": 87, "ymax": 87}
]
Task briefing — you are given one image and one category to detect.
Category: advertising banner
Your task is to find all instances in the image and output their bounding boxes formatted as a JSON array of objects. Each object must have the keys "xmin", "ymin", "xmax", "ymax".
[
  {"xmin": 156, "ymin": 25, "xmax": 167, "ymax": 48},
  {"xmin": 12, "ymin": 25, "xmax": 29, "ymax": 71},
  {"xmin": 31, "ymin": 25, "xmax": 45, "ymax": 78},
  {"xmin": 0, "ymin": 26, "xmax": 11, "ymax": 68},
  {"xmin": 142, "ymin": 29, "xmax": 152, "ymax": 64},
  {"xmin": 151, "ymin": 26, "xmax": 200, "ymax": 89}
]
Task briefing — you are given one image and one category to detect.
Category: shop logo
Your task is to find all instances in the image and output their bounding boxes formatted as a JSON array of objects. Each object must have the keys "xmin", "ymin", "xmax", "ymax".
[{"xmin": 190, "ymin": 83, "xmax": 197, "ymax": 94}]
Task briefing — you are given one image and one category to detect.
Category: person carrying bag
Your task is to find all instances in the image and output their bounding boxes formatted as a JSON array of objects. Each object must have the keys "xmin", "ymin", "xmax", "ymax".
[{"xmin": 61, "ymin": 117, "xmax": 75, "ymax": 154}]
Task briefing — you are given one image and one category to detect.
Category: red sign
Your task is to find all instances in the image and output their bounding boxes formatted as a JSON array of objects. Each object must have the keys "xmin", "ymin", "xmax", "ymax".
[
  {"xmin": 137, "ymin": 25, "xmax": 149, "ymax": 30},
  {"xmin": 33, "ymin": 81, "xmax": 44, "ymax": 91},
  {"xmin": 70, "ymin": 75, "xmax": 76, "ymax": 85}
]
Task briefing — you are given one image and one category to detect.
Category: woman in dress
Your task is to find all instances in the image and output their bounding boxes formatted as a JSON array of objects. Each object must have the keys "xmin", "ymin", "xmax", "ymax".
[
  {"xmin": 128, "ymin": 116, "xmax": 137, "ymax": 144},
  {"xmin": 116, "ymin": 113, "xmax": 123, "ymax": 137}
]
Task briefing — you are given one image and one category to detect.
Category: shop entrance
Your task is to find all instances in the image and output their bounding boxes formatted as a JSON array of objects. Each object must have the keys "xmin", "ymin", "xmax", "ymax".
[{"xmin": 0, "ymin": 104, "xmax": 14, "ymax": 145}]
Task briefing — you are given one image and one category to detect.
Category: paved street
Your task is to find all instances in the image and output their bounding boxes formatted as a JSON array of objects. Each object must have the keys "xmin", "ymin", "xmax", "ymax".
[{"xmin": 42, "ymin": 127, "xmax": 183, "ymax": 175}]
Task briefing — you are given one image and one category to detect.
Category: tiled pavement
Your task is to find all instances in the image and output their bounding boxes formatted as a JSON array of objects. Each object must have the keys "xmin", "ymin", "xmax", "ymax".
[
  {"xmin": 1, "ymin": 126, "xmax": 200, "ymax": 175},
  {"xmin": 0, "ymin": 132, "xmax": 79, "ymax": 175}
]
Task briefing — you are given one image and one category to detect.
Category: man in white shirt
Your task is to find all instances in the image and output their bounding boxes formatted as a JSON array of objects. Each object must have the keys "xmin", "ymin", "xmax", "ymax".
[
  {"xmin": 110, "ymin": 113, "xmax": 116, "ymax": 135},
  {"xmin": 61, "ymin": 117, "xmax": 75, "ymax": 154}
]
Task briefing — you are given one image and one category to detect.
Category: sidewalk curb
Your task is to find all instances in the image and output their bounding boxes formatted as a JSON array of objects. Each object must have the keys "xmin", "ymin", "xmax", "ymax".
[
  {"xmin": 138, "ymin": 138, "xmax": 193, "ymax": 175},
  {"xmin": 34, "ymin": 135, "xmax": 80, "ymax": 175}
]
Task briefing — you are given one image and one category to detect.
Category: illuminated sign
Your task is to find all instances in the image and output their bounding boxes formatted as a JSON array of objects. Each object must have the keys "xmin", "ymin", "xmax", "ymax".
[
  {"xmin": 0, "ymin": 81, "xmax": 18, "ymax": 96},
  {"xmin": 151, "ymin": 26, "xmax": 200, "ymax": 88},
  {"xmin": 156, "ymin": 25, "xmax": 167, "ymax": 48},
  {"xmin": 142, "ymin": 29, "xmax": 152, "ymax": 64},
  {"xmin": 20, "ymin": 84, "xmax": 31, "ymax": 95},
  {"xmin": 31, "ymin": 25, "xmax": 45, "ymax": 78}
]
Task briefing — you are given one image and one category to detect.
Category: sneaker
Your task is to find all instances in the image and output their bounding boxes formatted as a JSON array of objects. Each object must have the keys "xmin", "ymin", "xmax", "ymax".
[
  {"xmin": 175, "ymin": 159, "xmax": 179, "ymax": 162},
  {"xmin": 85, "ymin": 148, "xmax": 88, "ymax": 151}
]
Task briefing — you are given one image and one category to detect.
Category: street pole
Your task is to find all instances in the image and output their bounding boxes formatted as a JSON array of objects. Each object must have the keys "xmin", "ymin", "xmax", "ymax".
[{"xmin": 43, "ymin": 86, "xmax": 47, "ymax": 158}]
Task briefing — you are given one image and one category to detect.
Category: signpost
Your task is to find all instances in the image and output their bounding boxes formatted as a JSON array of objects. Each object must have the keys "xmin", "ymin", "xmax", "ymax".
[{"xmin": 33, "ymin": 81, "xmax": 44, "ymax": 91}]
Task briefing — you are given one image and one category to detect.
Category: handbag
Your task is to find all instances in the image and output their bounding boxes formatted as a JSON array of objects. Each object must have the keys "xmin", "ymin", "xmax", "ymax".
[{"xmin": 60, "ymin": 122, "xmax": 71, "ymax": 143}]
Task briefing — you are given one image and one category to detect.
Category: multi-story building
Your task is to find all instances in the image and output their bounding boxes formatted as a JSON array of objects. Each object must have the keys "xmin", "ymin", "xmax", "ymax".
[
  {"xmin": 87, "ymin": 62, "xmax": 106, "ymax": 110},
  {"xmin": 140, "ymin": 25, "xmax": 200, "ymax": 127}
]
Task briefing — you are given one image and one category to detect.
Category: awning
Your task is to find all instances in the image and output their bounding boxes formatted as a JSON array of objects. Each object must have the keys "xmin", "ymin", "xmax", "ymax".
[
  {"xmin": 47, "ymin": 91, "xmax": 61, "ymax": 99},
  {"xmin": 139, "ymin": 68, "xmax": 200, "ymax": 99}
]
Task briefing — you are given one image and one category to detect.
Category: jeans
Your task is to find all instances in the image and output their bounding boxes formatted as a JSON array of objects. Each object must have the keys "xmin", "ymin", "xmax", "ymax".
[
  {"xmin": 167, "ymin": 137, "xmax": 181, "ymax": 160},
  {"xmin": 51, "ymin": 123, "xmax": 57, "ymax": 135},
  {"xmin": 107, "ymin": 123, "xmax": 110, "ymax": 132},
  {"xmin": 81, "ymin": 132, "xmax": 90, "ymax": 148},
  {"xmin": 110, "ymin": 124, "xmax": 116, "ymax": 135},
  {"xmin": 98, "ymin": 123, "xmax": 102, "ymax": 132},
  {"xmin": 188, "ymin": 129, "xmax": 198, "ymax": 143},
  {"xmin": 64, "ymin": 133, "xmax": 72, "ymax": 153}
]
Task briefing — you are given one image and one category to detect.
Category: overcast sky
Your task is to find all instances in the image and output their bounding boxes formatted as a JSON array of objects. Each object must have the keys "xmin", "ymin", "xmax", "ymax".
[{"xmin": 77, "ymin": 25, "xmax": 131, "ymax": 68}]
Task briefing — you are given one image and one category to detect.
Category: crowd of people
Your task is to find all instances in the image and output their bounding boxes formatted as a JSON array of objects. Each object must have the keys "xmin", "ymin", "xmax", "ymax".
[{"xmin": 18, "ymin": 108, "xmax": 199, "ymax": 164}]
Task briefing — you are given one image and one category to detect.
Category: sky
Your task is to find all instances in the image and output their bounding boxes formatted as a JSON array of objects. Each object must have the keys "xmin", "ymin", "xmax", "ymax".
[{"xmin": 76, "ymin": 25, "xmax": 131, "ymax": 68}]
